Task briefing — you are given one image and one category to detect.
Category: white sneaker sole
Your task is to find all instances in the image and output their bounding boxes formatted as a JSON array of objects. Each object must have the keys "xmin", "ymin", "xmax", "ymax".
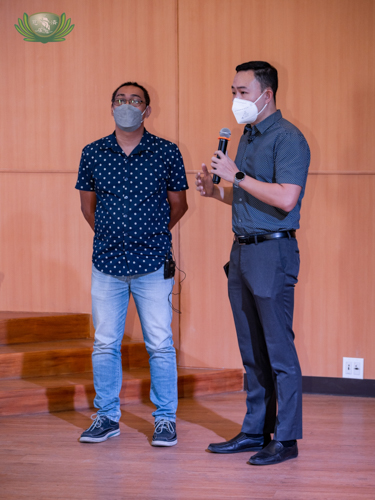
[
  {"xmin": 79, "ymin": 429, "xmax": 120, "ymax": 443},
  {"xmin": 151, "ymin": 438, "xmax": 177, "ymax": 447}
]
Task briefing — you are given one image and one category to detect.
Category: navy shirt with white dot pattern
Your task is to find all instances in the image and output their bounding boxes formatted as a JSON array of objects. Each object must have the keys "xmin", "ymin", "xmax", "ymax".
[
  {"xmin": 75, "ymin": 130, "xmax": 188, "ymax": 276},
  {"xmin": 232, "ymin": 110, "xmax": 311, "ymax": 235}
]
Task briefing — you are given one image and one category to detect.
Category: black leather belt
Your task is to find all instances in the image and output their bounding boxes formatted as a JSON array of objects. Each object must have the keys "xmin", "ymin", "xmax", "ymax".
[{"xmin": 234, "ymin": 230, "xmax": 296, "ymax": 245}]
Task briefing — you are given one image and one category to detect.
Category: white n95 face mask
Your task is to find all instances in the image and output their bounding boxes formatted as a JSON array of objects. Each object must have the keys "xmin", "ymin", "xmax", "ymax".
[{"xmin": 232, "ymin": 90, "xmax": 267, "ymax": 124}]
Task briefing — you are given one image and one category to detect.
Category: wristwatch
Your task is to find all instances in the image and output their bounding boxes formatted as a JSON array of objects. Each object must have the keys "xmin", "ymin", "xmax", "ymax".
[{"xmin": 233, "ymin": 171, "xmax": 246, "ymax": 187}]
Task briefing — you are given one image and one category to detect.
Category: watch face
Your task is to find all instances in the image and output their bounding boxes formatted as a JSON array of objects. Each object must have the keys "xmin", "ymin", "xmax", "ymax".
[{"xmin": 235, "ymin": 172, "xmax": 245, "ymax": 181}]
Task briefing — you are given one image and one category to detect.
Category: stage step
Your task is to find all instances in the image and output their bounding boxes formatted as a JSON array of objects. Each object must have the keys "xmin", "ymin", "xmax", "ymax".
[
  {"xmin": 0, "ymin": 338, "xmax": 150, "ymax": 379},
  {"xmin": 0, "ymin": 312, "xmax": 244, "ymax": 416},
  {"xmin": 0, "ymin": 312, "xmax": 91, "ymax": 345},
  {"xmin": 0, "ymin": 367, "xmax": 243, "ymax": 416}
]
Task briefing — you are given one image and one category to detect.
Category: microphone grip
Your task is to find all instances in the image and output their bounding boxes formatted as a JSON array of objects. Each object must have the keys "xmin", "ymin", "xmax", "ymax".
[
  {"xmin": 212, "ymin": 173, "xmax": 221, "ymax": 184},
  {"xmin": 213, "ymin": 138, "xmax": 229, "ymax": 185}
]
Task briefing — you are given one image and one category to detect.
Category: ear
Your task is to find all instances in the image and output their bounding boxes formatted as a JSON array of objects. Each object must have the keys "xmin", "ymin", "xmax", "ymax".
[
  {"xmin": 111, "ymin": 104, "xmax": 114, "ymax": 117},
  {"xmin": 144, "ymin": 105, "xmax": 152, "ymax": 119},
  {"xmin": 264, "ymin": 88, "xmax": 273, "ymax": 103}
]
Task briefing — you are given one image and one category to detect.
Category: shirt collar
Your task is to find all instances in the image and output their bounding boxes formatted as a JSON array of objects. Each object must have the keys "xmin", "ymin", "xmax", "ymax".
[
  {"xmin": 243, "ymin": 109, "xmax": 282, "ymax": 136},
  {"xmin": 100, "ymin": 129, "xmax": 158, "ymax": 154}
]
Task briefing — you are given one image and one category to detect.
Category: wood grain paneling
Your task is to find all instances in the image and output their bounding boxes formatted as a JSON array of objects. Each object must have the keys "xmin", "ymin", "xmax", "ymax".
[
  {"xmin": 0, "ymin": 0, "xmax": 181, "ymax": 342},
  {"xmin": 0, "ymin": 173, "xmax": 181, "ymax": 343},
  {"xmin": 179, "ymin": 176, "xmax": 242, "ymax": 369},
  {"xmin": 0, "ymin": 367, "xmax": 243, "ymax": 416},
  {"xmin": 177, "ymin": 0, "xmax": 375, "ymax": 377},
  {"xmin": 0, "ymin": 312, "xmax": 91, "ymax": 344},
  {"xmin": 1, "ymin": 0, "xmax": 179, "ymax": 172},
  {"xmin": 295, "ymin": 174, "xmax": 375, "ymax": 379},
  {"xmin": 1, "ymin": 394, "xmax": 375, "ymax": 499},
  {"xmin": 0, "ymin": 173, "xmax": 93, "ymax": 312},
  {"xmin": 0, "ymin": 338, "xmax": 150, "ymax": 379},
  {"xmin": 1, "ymin": 0, "xmax": 375, "ymax": 380},
  {"xmin": 179, "ymin": 174, "xmax": 375, "ymax": 377},
  {"xmin": 178, "ymin": 0, "xmax": 375, "ymax": 175}
]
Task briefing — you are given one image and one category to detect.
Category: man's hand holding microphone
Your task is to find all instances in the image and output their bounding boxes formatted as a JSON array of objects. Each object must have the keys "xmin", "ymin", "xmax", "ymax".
[{"xmin": 195, "ymin": 128, "xmax": 239, "ymax": 201}]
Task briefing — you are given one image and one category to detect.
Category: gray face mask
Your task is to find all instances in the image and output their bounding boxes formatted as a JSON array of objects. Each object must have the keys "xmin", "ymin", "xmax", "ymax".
[{"xmin": 113, "ymin": 104, "xmax": 147, "ymax": 132}]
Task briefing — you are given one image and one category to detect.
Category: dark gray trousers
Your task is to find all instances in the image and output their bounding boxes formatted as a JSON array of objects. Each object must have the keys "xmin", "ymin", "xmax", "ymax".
[{"xmin": 228, "ymin": 237, "xmax": 302, "ymax": 441}]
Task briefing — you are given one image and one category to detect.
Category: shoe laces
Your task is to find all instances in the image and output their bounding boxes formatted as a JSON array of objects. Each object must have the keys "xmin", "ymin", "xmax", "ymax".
[
  {"xmin": 154, "ymin": 419, "xmax": 174, "ymax": 434},
  {"xmin": 87, "ymin": 413, "xmax": 104, "ymax": 431}
]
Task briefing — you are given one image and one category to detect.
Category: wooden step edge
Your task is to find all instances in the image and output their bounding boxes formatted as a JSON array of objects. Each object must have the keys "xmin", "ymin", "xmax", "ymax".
[
  {"xmin": 0, "ymin": 337, "xmax": 147, "ymax": 354},
  {"xmin": 0, "ymin": 342, "xmax": 150, "ymax": 379},
  {"xmin": 0, "ymin": 348, "xmax": 94, "ymax": 380},
  {"xmin": 178, "ymin": 368, "xmax": 244, "ymax": 398},
  {"xmin": 0, "ymin": 312, "xmax": 87, "ymax": 319},
  {"xmin": 0, "ymin": 313, "xmax": 92, "ymax": 345},
  {"xmin": 0, "ymin": 368, "xmax": 244, "ymax": 416}
]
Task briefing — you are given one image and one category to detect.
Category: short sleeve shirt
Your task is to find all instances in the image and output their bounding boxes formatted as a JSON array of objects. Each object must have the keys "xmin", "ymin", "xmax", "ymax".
[
  {"xmin": 75, "ymin": 130, "xmax": 188, "ymax": 276},
  {"xmin": 232, "ymin": 110, "xmax": 310, "ymax": 235}
]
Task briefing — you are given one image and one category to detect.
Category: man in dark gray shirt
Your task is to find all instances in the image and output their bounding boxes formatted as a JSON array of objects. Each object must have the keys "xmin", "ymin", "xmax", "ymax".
[{"xmin": 196, "ymin": 61, "xmax": 310, "ymax": 465}]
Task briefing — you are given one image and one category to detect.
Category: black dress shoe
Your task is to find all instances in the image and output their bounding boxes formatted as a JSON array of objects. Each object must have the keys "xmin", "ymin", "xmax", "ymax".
[
  {"xmin": 249, "ymin": 439, "xmax": 298, "ymax": 465},
  {"xmin": 207, "ymin": 432, "xmax": 270, "ymax": 454}
]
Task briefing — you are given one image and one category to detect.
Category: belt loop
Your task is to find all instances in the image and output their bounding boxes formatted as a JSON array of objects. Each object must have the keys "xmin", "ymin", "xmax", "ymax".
[
  {"xmin": 254, "ymin": 235, "xmax": 258, "ymax": 245},
  {"xmin": 287, "ymin": 231, "xmax": 291, "ymax": 239}
]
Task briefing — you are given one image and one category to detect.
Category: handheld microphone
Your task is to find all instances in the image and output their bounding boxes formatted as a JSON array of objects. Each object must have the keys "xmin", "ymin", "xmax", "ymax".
[{"xmin": 213, "ymin": 128, "xmax": 231, "ymax": 184}]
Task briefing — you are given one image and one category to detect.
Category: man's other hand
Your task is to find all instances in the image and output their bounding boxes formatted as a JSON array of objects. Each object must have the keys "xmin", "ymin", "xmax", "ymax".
[{"xmin": 195, "ymin": 163, "xmax": 214, "ymax": 197}]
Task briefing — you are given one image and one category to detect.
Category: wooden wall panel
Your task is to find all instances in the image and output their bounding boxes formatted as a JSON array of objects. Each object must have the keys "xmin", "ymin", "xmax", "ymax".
[
  {"xmin": 0, "ymin": 173, "xmax": 180, "ymax": 346},
  {"xmin": 180, "ymin": 173, "xmax": 375, "ymax": 377},
  {"xmin": 179, "ymin": 177, "xmax": 242, "ymax": 368},
  {"xmin": 0, "ymin": 173, "xmax": 92, "ymax": 312},
  {"xmin": 178, "ymin": 0, "xmax": 375, "ymax": 377},
  {"xmin": 0, "ymin": 0, "xmax": 180, "ymax": 344},
  {"xmin": 295, "ymin": 174, "xmax": 375, "ymax": 379},
  {"xmin": 1, "ymin": 0, "xmax": 375, "ymax": 378},
  {"xmin": 178, "ymin": 0, "xmax": 375, "ymax": 176},
  {"xmin": 1, "ymin": 0, "xmax": 179, "ymax": 173}
]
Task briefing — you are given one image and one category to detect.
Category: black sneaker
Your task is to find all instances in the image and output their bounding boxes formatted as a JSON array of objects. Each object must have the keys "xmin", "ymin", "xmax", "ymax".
[
  {"xmin": 79, "ymin": 414, "xmax": 120, "ymax": 443},
  {"xmin": 151, "ymin": 419, "xmax": 177, "ymax": 447}
]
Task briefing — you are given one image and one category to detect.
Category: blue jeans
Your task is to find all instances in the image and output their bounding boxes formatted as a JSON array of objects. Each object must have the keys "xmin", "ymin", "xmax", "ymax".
[{"xmin": 91, "ymin": 264, "xmax": 177, "ymax": 423}]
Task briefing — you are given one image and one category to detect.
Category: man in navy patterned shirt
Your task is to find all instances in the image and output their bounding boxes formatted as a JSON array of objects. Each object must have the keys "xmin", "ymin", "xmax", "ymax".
[
  {"xmin": 196, "ymin": 61, "xmax": 310, "ymax": 465},
  {"xmin": 76, "ymin": 82, "xmax": 188, "ymax": 446}
]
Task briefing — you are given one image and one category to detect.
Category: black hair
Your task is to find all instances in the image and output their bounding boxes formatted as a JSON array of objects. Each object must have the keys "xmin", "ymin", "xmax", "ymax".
[
  {"xmin": 235, "ymin": 61, "xmax": 278, "ymax": 101},
  {"xmin": 111, "ymin": 81, "xmax": 150, "ymax": 106}
]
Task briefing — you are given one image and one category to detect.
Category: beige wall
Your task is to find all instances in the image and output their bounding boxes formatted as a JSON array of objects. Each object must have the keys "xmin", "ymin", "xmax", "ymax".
[{"xmin": 1, "ymin": 0, "xmax": 374, "ymax": 378}]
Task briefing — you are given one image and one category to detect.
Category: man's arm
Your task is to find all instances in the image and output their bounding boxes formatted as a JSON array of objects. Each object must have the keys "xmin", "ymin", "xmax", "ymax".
[
  {"xmin": 167, "ymin": 190, "xmax": 188, "ymax": 230},
  {"xmin": 235, "ymin": 176, "xmax": 301, "ymax": 212},
  {"xmin": 80, "ymin": 191, "xmax": 97, "ymax": 231},
  {"xmin": 210, "ymin": 151, "xmax": 301, "ymax": 212},
  {"xmin": 195, "ymin": 164, "xmax": 233, "ymax": 205}
]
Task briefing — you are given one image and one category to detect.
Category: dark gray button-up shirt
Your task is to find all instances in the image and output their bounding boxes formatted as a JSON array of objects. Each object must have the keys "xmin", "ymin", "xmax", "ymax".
[{"xmin": 232, "ymin": 110, "xmax": 310, "ymax": 235}]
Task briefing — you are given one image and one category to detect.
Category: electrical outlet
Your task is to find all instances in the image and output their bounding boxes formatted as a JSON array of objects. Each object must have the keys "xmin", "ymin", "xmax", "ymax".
[{"xmin": 343, "ymin": 357, "xmax": 364, "ymax": 379}]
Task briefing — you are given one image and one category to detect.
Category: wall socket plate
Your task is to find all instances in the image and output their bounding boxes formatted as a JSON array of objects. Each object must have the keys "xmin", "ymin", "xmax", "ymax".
[{"xmin": 343, "ymin": 357, "xmax": 364, "ymax": 379}]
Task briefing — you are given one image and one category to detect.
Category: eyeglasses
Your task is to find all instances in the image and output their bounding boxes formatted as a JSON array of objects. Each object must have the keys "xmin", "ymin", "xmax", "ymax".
[{"xmin": 112, "ymin": 98, "xmax": 144, "ymax": 108}]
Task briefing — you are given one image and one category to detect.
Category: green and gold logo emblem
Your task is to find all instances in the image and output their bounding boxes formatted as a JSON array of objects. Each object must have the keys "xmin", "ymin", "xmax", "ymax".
[{"xmin": 15, "ymin": 13, "xmax": 74, "ymax": 44}]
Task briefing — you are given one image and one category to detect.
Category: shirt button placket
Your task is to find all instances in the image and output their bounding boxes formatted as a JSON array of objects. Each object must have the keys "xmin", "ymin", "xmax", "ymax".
[{"xmin": 122, "ymin": 157, "xmax": 130, "ymax": 248}]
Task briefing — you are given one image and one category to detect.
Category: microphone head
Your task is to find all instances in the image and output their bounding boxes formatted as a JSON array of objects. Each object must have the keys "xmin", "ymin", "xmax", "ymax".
[{"xmin": 219, "ymin": 127, "xmax": 231, "ymax": 139}]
